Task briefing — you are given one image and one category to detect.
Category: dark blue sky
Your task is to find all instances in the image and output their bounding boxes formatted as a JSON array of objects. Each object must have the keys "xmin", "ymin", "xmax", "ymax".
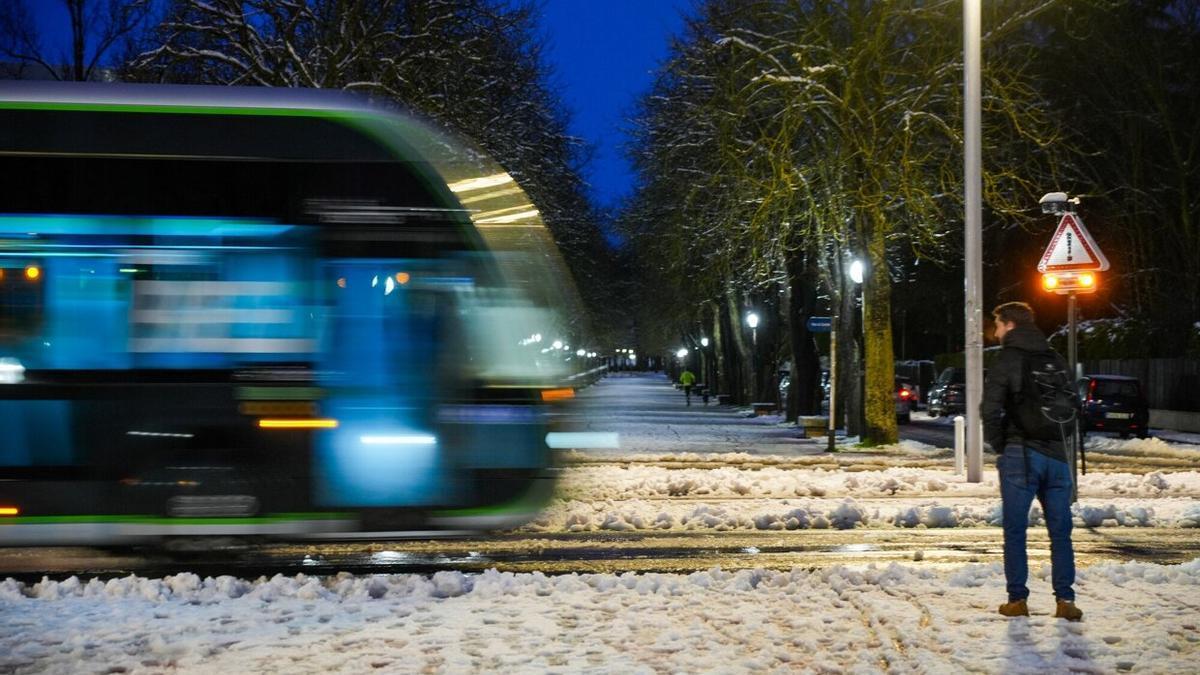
[
  {"xmin": 533, "ymin": 1, "xmax": 690, "ymax": 208},
  {"xmin": 29, "ymin": 0, "xmax": 690, "ymax": 208}
]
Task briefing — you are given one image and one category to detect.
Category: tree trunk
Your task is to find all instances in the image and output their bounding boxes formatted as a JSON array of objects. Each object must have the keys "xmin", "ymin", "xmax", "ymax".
[
  {"xmin": 786, "ymin": 251, "xmax": 822, "ymax": 419},
  {"xmin": 723, "ymin": 288, "xmax": 751, "ymax": 405},
  {"xmin": 835, "ymin": 287, "xmax": 863, "ymax": 437},
  {"xmin": 69, "ymin": 0, "xmax": 86, "ymax": 81},
  {"xmin": 712, "ymin": 301, "xmax": 728, "ymax": 396},
  {"xmin": 862, "ymin": 220, "xmax": 898, "ymax": 445}
]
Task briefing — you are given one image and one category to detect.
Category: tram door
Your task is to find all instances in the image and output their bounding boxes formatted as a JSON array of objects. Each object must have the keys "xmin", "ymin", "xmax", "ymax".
[{"xmin": 313, "ymin": 261, "xmax": 451, "ymax": 507}]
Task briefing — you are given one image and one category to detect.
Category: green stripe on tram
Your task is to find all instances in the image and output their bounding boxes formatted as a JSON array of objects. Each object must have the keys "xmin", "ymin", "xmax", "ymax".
[
  {"xmin": 1, "ymin": 512, "xmax": 353, "ymax": 526},
  {"xmin": 0, "ymin": 100, "xmax": 351, "ymax": 119}
]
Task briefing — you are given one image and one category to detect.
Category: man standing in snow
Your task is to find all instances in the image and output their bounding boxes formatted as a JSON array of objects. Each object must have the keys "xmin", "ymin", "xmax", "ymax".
[{"xmin": 982, "ymin": 301, "xmax": 1083, "ymax": 621}]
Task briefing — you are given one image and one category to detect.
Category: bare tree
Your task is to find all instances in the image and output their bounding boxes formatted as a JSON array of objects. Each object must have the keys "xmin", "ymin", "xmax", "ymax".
[
  {"xmin": 625, "ymin": 0, "xmax": 1065, "ymax": 441},
  {"xmin": 127, "ymin": 0, "xmax": 613, "ymax": 342},
  {"xmin": 0, "ymin": 0, "xmax": 153, "ymax": 81}
]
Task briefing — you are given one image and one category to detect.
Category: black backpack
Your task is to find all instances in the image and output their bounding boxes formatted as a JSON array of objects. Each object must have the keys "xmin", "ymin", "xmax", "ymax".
[{"xmin": 1011, "ymin": 350, "xmax": 1078, "ymax": 441}]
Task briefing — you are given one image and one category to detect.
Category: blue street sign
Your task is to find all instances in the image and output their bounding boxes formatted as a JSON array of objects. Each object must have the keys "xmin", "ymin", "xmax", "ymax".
[{"xmin": 806, "ymin": 316, "xmax": 832, "ymax": 332}]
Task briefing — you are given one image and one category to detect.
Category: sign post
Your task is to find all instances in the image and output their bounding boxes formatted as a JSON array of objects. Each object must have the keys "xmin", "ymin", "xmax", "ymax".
[
  {"xmin": 805, "ymin": 316, "xmax": 836, "ymax": 451},
  {"xmin": 827, "ymin": 321, "xmax": 837, "ymax": 453},
  {"xmin": 1038, "ymin": 199, "xmax": 1108, "ymax": 499}
]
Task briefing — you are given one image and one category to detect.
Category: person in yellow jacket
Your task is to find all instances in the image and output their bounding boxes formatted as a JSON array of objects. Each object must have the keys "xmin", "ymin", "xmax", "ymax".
[{"xmin": 679, "ymin": 369, "xmax": 696, "ymax": 406}]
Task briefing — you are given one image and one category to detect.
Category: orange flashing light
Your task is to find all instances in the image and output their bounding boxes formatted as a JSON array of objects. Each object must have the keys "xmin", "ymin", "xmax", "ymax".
[
  {"xmin": 1079, "ymin": 273, "xmax": 1095, "ymax": 288},
  {"xmin": 395, "ymin": 272, "xmax": 411, "ymax": 285},
  {"xmin": 258, "ymin": 418, "xmax": 339, "ymax": 429},
  {"xmin": 1042, "ymin": 273, "xmax": 1058, "ymax": 290},
  {"xmin": 24, "ymin": 265, "xmax": 40, "ymax": 281},
  {"xmin": 540, "ymin": 388, "xmax": 575, "ymax": 402},
  {"xmin": 0, "ymin": 506, "xmax": 19, "ymax": 516}
]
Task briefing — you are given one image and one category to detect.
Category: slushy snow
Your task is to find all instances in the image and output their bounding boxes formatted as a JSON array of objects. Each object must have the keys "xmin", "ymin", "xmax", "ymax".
[{"xmin": 3, "ymin": 561, "xmax": 1197, "ymax": 673}]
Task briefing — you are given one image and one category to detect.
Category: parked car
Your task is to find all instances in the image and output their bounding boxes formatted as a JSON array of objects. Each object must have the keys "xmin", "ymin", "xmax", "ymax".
[
  {"xmin": 1079, "ymin": 374, "xmax": 1149, "ymax": 439},
  {"xmin": 804, "ymin": 371, "xmax": 911, "ymax": 423},
  {"xmin": 927, "ymin": 367, "xmax": 966, "ymax": 417}
]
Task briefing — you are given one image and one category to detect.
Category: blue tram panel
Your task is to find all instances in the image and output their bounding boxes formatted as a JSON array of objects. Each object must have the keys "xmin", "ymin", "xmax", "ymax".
[
  {"xmin": 0, "ymin": 214, "xmax": 316, "ymax": 371},
  {"xmin": 0, "ymin": 214, "xmax": 554, "ymax": 508}
]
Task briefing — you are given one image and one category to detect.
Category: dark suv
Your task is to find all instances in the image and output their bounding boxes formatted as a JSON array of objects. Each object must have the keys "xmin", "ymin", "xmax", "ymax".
[
  {"xmin": 927, "ymin": 367, "xmax": 966, "ymax": 417},
  {"xmin": 1079, "ymin": 375, "xmax": 1150, "ymax": 438}
]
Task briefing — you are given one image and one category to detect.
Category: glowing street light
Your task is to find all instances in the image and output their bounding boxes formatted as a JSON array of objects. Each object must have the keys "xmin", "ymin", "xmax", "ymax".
[
  {"xmin": 700, "ymin": 337, "xmax": 709, "ymax": 347},
  {"xmin": 848, "ymin": 259, "xmax": 865, "ymax": 285},
  {"xmin": 676, "ymin": 348, "xmax": 689, "ymax": 359}
]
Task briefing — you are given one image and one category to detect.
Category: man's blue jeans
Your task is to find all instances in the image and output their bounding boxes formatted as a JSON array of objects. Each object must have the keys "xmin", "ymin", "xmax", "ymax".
[{"xmin": 998, "ymin": 446, "xmax": 1076, "ymax": 602}]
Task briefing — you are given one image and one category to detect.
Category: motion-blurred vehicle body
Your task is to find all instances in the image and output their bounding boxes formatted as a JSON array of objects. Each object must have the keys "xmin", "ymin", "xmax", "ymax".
[{"xmin": 0, "ymin": 83, "xmax": 582, "ymax": 544}]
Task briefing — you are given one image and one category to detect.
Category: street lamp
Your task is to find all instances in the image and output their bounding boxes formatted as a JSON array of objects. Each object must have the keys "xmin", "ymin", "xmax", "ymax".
[
  {"xmin": 700, "ymin": 337, "xmax": 709, "ymax": 347},
  {"xmin": 964, "ymin": 0, "xmax": 984, "ymax": 483},
  {"xmin": 676, "ymin": 348, "xmax": 689, "ymax": 359},
  {"xmin": 848, "ymin": 259, "xmax": 865, "ymax": 285},
  {"xmin": 746, "ymin": 312, "xmax": 759, "ymax": 345},
  {"xmin": 828, "ymin": 257, "xmax": 866, "ymax": 453}
]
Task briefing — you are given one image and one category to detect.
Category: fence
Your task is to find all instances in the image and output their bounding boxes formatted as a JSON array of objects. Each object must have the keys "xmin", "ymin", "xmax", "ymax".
[{"xmin": 1081, "ymin": 358, "xmax": 1200, "ymax": 411}]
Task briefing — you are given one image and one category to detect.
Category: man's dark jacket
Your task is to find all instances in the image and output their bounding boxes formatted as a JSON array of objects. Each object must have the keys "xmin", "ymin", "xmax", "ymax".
[{"xmin": 981, "ymin": 323, "xmax": 1070, "ymax": 462}]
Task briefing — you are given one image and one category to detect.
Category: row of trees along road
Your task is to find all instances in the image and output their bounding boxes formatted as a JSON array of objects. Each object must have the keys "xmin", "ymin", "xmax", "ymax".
[
  {"xmin": 0, "ymin": 0, "xmax": 622, "ymax": 347},
  {"xmin": 621, "ymin": 0, "xmax": 1200, "ymax": 445}
]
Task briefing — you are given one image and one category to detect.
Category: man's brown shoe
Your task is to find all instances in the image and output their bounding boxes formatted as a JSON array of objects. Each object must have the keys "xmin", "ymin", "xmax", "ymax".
[
  {"xmin": 998, "ymin": 599, "xmax": 1029, "ymax": 617},
  {"xmin": 1054, "ymin": 599, "xmax": 1083, "ymax": 621}
]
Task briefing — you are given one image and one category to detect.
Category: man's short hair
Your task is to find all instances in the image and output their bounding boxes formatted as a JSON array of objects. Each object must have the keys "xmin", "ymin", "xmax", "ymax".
[{"xmin": 992, "ymin": 301, "xmax": 1036, "ymax": 327}]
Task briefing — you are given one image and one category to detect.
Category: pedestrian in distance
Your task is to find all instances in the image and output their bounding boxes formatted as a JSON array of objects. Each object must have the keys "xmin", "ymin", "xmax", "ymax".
[
  {"xmin": 679, "ymin": 368, "xmax": 696, "ymax": 406},
  {"xmin": 982, "ymin": 301, "xmax": 1083, "ymax": 622}
]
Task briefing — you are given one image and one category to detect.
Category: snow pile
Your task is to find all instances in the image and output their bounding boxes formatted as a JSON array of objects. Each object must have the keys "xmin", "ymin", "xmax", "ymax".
[
  {"xmin": 3, "ymin": 561, "xmax": 1198, "ymax": 673},
  {"xmin": 1085, "ymin": 435, "xmax": 1200, "ymax": 461},
  {"xmin": 1179, "ymin": 504, "xmax": 1200, "ymax": 528},
  {"xmin": 557, "ymin": 462, "xmax": 1200, "ymax": 503},
  {"xmin": 524, "ymin": 496, "xmax": 1197, "ymax": 533}
]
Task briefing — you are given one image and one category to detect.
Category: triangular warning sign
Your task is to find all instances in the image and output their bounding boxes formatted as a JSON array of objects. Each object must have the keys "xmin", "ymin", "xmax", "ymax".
[{"xmin": 1037, "ymin": 213, "xmax": 1109, "ymax": 272}]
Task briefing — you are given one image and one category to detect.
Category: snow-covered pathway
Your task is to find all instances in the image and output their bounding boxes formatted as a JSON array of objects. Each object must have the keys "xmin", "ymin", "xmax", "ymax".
[{"xmin": 3, "ymin": 560, "xmax": 1197, "ymax": 674}]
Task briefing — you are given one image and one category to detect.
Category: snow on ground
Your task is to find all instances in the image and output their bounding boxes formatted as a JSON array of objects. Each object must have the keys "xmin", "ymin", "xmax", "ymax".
[
  {"xmin": 1085, "ymin": 435, "xmax": 1200, "ymax": 461},
  {"xmin": 3, "ymin": 560, "xmax": 1197, "ymax": 674},
  {"xmin": 537, "ymin": 440, "xmax": 1200, "ymax": 534},
  {"xmin": 523, "ymin": 495, "xmax": 1199, "ymax": 533},
  {"xmin": 555, "ymin": 463, "xmax": 1200, "ymax": 503},
  {"xmin": 570, "ymin": 433, "xmax": 1200, "ymax": 467}
]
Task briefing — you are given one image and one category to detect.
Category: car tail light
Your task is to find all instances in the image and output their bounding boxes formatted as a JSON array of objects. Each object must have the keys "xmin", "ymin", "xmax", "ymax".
[
  {"xmin": 1087, "ymin": 379, "xmax": 1096, "ymax": 402},
  {"xmin": 899, "ymin": 389, "xmax": 911, "ymax": 400}
]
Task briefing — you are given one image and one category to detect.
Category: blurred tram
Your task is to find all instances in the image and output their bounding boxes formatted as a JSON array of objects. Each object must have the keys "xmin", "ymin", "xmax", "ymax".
[{"xmin": 0, "ymin": 83, "xmax": 579, "ymax": 545}]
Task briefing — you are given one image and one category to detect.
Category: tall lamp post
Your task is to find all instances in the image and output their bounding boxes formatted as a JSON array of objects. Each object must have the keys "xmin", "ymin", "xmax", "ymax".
[
  {"xmin": 849, "ymin": 259, "xmax": 865, "ymax": 435},
  {"xmin": 964, "ymin": 0, "xmax": 984, "ymax": 483},
  {"xmin": 746, "ymin": 312, "xmax": 760, "ymax": 401},
  {"xmin": 828, "ymin": 260, "xmax": 863, "ymax": 452}
]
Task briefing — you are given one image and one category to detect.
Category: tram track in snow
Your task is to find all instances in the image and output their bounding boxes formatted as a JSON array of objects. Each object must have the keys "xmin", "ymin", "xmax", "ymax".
[{"xmin": 2, "ymin": 527, "xmax": 1196, "ymax": 583}]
